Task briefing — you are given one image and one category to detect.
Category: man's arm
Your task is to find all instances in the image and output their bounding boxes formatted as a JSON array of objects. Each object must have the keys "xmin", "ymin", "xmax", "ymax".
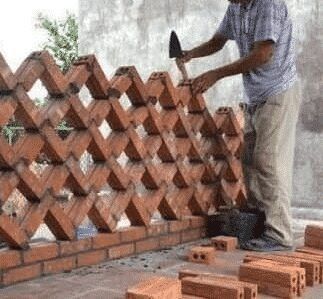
[
  {"xmin": 192, "ymin": 41, "xmax": 274, "ymax": 94},
  {"xmin": 181, "ymin": 33, "xmax": 228, "ymax": 62}
]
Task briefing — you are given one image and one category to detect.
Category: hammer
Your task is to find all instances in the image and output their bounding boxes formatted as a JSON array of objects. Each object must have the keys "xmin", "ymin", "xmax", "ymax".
[{"xmin": 169, "ymin": 31, "xmax": 189, "ymax": 81}]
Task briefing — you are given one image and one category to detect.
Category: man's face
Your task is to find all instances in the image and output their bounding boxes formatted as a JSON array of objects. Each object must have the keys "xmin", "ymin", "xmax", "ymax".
[{"xmin": 228, "ymin": 0, "xmax": 250, "ymax": 4}]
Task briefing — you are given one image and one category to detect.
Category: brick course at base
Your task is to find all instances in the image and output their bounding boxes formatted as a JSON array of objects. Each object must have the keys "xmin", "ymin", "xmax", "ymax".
[{"xmin": 0, "ymin": 216, "xmax": 205, "ymax": 288}]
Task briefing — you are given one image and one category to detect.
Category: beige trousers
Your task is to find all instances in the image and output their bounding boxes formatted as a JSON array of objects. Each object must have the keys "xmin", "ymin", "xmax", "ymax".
[{"xmin": 242, "ymin": 83, "xmax": 302, "ymax": 246}]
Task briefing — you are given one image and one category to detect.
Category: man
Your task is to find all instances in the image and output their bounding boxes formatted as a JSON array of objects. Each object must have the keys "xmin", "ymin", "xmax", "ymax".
[{"xmin": 180, "ymin": 0, "xmax": 301, "ymax": 251}]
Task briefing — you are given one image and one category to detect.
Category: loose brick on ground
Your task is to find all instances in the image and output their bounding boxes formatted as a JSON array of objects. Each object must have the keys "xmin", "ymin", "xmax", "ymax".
[
  {"xmin": 249, "ymin": 259, "xmax": 305, "ymax": 297},
  {"xmin": 126, "ymin": 276, "xmax": 181, "ymax": 299},
  {"xmin": 244, "ymin": 253, "xmax": 320, "ymax": 286},
  {"xmin": 239, "ymin": 262, "xmax": 298, "ymax": 298},
  {"xmin": 211, "ymin": 236, "xmax": 238, "ymax": 251},
  {"xmin": 182, "ymin": 276, "xmax": 244, "ymax": 299},
  {"xmin": 188, "ymin": 246, "xmax": 215, "ymax": 265},
  {"xmin": 178, "ymin": 269, "xmax": 238, "ymax": 281}
]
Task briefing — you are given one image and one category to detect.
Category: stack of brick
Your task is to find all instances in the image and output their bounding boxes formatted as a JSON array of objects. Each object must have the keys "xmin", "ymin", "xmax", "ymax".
[
  {"xmin": 243, "ymin": 253, "xmax": 320, "ymax": 286},
  {"xmin": 296, "ymin": 247, "xmax": 323, "ymax": 283},
  {"xmin": 239, "ymin": 261, "xmax": 299, "ymax": 298},
  {"xmin": 241, "ymin": 248, "xmax": 323, "ymax": 298}
]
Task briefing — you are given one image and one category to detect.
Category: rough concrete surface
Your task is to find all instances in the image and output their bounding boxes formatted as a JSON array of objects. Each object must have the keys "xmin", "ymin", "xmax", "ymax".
[
  {"xmin": 1, "ymin": 238, "xmax": 323, "ymax": 298},
  {"xmin": 78, "ymin": 0, "xmax": 323, "ymax": 220}
]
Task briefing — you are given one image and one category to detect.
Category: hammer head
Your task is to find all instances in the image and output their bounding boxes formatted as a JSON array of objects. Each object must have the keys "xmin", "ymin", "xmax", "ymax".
[{"xmin": 169, "ymin": 30, "xmax": 183, "ymax": 59}]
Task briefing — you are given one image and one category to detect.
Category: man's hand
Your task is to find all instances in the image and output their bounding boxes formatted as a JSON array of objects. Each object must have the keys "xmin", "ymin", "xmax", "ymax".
[
  {"xmin": 176, "ymin": 50, "xmax": 194, "ymax": 65},
  {"xmin": 192, "ymin": 70, "xmax": 221, "ymax": 94}
]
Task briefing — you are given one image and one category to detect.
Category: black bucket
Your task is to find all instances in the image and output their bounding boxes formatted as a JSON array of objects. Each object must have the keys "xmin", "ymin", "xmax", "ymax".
[{"xmin": 206, "ymin": 209, "xmax": 265, "ymax": 244}]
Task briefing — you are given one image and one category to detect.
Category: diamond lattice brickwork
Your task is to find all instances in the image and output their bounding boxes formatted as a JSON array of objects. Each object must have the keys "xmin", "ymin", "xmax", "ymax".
[{"xmin": 0, "ymin": 51, "xmax": 246, "ymax": 252}]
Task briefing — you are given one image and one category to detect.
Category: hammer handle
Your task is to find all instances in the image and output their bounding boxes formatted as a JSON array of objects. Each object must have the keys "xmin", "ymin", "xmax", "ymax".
[{"xmin": 176, "ymin": 59, "xmax": 189, "ymax": 81}]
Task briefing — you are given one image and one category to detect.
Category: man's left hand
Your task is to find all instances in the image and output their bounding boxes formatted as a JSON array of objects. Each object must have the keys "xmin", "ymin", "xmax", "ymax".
[{"xmin": 192, "ymin": 70, "xmax": 220, "ymax": 95}]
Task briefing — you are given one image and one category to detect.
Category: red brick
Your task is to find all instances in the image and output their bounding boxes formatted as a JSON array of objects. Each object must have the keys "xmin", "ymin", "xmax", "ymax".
[
  {"xmin": 126, "ymin": 276, "xmax": 181, "ymax": 299},
  {"xmin": 92, "ymin": 233, "xmax": 120, "ymax": 249},
  {"xmin": 181, "ymin": 228, "xmax": 204, "ymax": 243},
  {"xmin": 178, "ymin": 269, "xmax": 238, "ymax": 281},
  {"xmin": 136, "ymin": 237, "xmax": 160, "ymax": 253},
  {"xmin": 239, "ymin": 263, "xmax": 298, "ymax": 298},
  {"xmin": 305, "ymin": 225, "xmax": 323, "ymax": 238},
  {"xmin": 160, "ymin": 233, "xmax": 181, "ymax": 248},
  {"xmin": 59, "ymin": 239, "xmax": 92, "ymax": 256},
  {"xmin": 188, "ymin": 216, "xmax": 206, "ymax": 229},
  {"xmin": 108, "ymin": 243, "xmax": 135, "ymax": 259},
  {"xmin": 188, "ymin": 246, "xmax": 216, "ymax": 265},
  {"xmin": 0, "ymin": 249, "xmax": 22, "ymax": 270},
  {"xmin": 0, "ymin": 214, "xmax": 29, "ymax": 249},
  {"xmin": 211, "ymin": 236, "xmax": 238, "ymax": 251},
  {"xmin": 249, "ymin": 259, "xmax": 305, "ymax": 297},
  {"xmin": 43, "ymin": 256, "xmax": 76, "ymax": 274},
  {"xmin": 2, "ymin": 264, "xmax": 42, "ymax": 286},
  {"xmin": 120, "ymin": 226, "xmax": 147, "ymax": 243},
  {"xmin": 169, "ymin": 219, "xmax": 190, "ymax": 233},
  {"xmin": 146, "ymin": 221, "xmax": 169, "ymax": 237},
  {"xmin": 182, "ymin": 276, "xmax": 244, "ymax": 299},
  {"xmin": 23, "ymin": 243, "xmax": 58, "ymax": 264},
  {"xmin": 77, "ymin": 250, "xmax": 107, "ymax": 267},
  {"xmin": 180, "ymin": 272, "xmax": 257, "ymax": 299}
]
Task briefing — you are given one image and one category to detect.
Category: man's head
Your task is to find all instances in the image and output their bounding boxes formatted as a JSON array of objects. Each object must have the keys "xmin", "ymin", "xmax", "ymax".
[{"xmin": 228, "ymin": 0, "xmax": 250, "ymax": 4}]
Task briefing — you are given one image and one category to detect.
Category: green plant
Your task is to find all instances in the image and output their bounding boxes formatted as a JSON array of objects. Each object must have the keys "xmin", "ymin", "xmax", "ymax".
[
  {"xmin": 36, "ymin": 12, "xmax": 78, "ymax": 73},
  {"xmin": 2, "ymin": 13, "xmax": 78, "ymax": 145},
  {"xmin": 37, "ymin": 12, "xmax": 78, "ymax": 135}
]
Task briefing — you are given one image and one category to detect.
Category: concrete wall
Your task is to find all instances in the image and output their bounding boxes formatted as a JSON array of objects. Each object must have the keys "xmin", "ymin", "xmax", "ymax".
[{"xmin": 79, "ymin": 0, "xmax": 323, "ymax": 220}]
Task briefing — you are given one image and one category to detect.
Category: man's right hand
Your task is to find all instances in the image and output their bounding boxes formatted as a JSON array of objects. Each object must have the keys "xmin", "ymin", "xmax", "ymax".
[{"xmin": 177, "ymin": 50, "xmax": 194, "ymax": 64}]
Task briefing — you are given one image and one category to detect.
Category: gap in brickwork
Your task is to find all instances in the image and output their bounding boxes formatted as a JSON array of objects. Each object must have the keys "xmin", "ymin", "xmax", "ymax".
[
  {"xmin": 77, "ymin": 215, "xmax": 98, "ymax": 239},
  {"xmin": 79, "ymin": 150, "xmax": 95, "ymax": 175},
  {"xmin": 55, "ymin": 118, "xmax": 74, "ymax": 140},
  {"xmin": 2, "ymin": 189, "xmax": 30, "ymax": 220},
  {"xmin": 32, "ymin": 222, "xmax": 55, "ymax": 241},
  {"xmin": 99, "ymin": 119, "xmax": 112, "ymax": 139},
  {"xmin": 29, "ymin": 160, "xmax": 50, "ymax": 179},
  {"xmin": 1, "ymin": 117, "xmax": 25, "ymax": 146},
  {"xmin": 116, "ymin": 152, "xmax": 129, "ymax": 168},
  {"xmin": 135, "ymin": 124, "xmax": 147, "ymax": 138},
  {"xmin": 78, "ymin": 85, "xmax": 93, "ymax": 108},
  {"xmin": 56, "ymin": 187, "xmax": 74, "ymax": 208},
  {"xmin": 151, "ymin": 211, "xmax": 163, "ymax": 221},
  {"xmin": 120, "ymin": 93, "xmax": 132, "ymax": 111},
  {"xmin": 117, "ymin": 213, "xmax": 131, "ymax": 229},
  {"xmin": 98, "ymin": 183, "xmax": 113, "ymax": 196},
  {"xmin": 154, "ymin": 101, "xmax": 162, "ymax": 113},
  {"xmin": 27, "ymin": 80, "xmax": 49, "ymax": 107}
]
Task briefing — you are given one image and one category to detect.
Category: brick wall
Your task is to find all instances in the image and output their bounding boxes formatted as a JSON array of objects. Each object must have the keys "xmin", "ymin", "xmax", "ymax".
[{"xmin": 0, "ymin": 51, "xmax": 244, "ymax": 286}]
